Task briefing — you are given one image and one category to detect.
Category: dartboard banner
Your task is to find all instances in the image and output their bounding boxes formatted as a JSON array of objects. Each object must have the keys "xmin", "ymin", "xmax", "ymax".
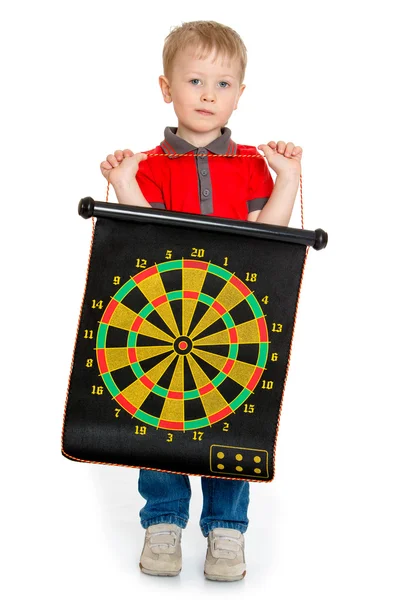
[{"xmin": 62, "ymin": 198, "xmax": 327, "ymax": 482}]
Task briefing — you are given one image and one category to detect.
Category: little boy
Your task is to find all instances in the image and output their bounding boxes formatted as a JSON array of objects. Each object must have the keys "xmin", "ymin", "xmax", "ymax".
[{"xmin": 100, "ymin": 20, "xmax": 302, "ymax": 582}]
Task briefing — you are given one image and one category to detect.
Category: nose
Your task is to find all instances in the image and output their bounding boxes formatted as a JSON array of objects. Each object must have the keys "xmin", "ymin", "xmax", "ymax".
[{"xmin": 201, "ymin": 87, "xmax": 216, "ymax": 103}]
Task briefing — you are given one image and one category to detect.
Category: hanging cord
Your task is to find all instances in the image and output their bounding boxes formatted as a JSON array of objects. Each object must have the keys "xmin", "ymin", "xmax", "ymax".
[
  {"xmin": 105, "ymin": 153, "xmax": 304, "ymax": 229},
  {"xmin": 63, "ymin": 153, "xmax": 307, "ymax": 478}
]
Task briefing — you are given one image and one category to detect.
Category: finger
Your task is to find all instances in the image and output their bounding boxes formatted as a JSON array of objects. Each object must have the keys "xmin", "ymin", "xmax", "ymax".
[
  {"xmin": 284, "ymin": 142, "xmax": 295, "ymax": 157},
  {"xmin": 276, "ymin": 141, "xmax": 286, "ymax": 154},
  {"xmin": 100, "ymin": 164, "xmax": 110, "ymax": 180},
  {"xmin": 123, "ymin": 149, "xmax": 134, "ymax": 158},
  {"xmin": 107, "ymin": 154, "xmax": 119, "ymax": 167},
  {"xmin": 100, "ymin": 160, "xmax": 112, "ymax": 170},
  {"xmin": 114, "ymin": 149, "xmax": 124, "ymax": 162},
  {"xmin": 257, "ymin": 143, "xmax": 274, "ymax": 154},
  {"xmin": 257, "ymin": 145, "xmax": 273, "ymax": 160},
  {"xmin": 291, "ymin": 146, "xmax": 303, "ymax": 156}
]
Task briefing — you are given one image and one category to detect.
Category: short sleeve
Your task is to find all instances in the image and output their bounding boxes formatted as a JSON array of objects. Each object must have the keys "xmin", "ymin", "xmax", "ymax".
[
  {"xmin": 136, "ymin": 156, "xmax": 166, "ymax": 209},
  {"xmin": 247, "ymin": 155, "xmax": 274, "ymax": 213}
]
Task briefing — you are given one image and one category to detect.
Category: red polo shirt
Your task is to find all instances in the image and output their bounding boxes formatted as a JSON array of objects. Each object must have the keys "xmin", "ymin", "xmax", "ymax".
[{"xmin": 136, "ymin": 127, "xmax": 274, "ymax": 220}]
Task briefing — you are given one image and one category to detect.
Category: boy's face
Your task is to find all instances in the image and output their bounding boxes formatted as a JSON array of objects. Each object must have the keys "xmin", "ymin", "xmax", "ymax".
[{"xmin": 160, "ymin": 46, "xmax": 245, "ymax": 143}]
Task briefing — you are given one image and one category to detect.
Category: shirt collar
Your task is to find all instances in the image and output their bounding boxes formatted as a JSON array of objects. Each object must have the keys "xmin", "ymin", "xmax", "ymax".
[{"xmin": 160, "ymin": 126, "xmax": 237, "ymax": 158}]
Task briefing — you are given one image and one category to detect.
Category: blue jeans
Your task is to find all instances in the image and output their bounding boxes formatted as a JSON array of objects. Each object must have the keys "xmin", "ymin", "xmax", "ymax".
[{"xmin": 138, "ymin": 469, "xmax": 250, "ymax": 537}]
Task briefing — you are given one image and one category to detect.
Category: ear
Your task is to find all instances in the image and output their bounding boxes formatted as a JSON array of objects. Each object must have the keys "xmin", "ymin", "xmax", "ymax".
[
  {"xmin": 159, "ymin": 75, "xmax": 173, "ymax": 104},
  {"xmin": 234, "ymin": 84, "xmax": 246, "ymax": 110}
]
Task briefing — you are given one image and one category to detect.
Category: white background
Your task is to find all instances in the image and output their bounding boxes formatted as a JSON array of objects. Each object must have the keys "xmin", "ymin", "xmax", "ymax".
[{"xmin": 2, "ymin": 1, "xmax": 399, "ymax": 598}]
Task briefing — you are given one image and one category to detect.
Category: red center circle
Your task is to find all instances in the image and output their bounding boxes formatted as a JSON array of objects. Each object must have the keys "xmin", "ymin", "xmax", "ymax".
[{"xmin": 178, "ymin": 341, "xmax": 188, "ymax": 350}]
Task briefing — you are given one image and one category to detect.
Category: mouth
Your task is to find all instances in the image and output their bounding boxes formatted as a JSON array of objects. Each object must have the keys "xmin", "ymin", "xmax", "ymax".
[{"xmin": 196, "ymin": 109, "xmax": 214, "ymax": 116}]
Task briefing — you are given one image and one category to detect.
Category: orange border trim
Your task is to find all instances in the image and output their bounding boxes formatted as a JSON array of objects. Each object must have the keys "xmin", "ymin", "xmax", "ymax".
[
  {"xmin": 271, "ymin": 245, "xmax": 309, "ymax": 480},
  {"xmin": 61, "ymin": 217, "xmax": 96, "ymax": 458},
  {"xmin": 61, "ymin": 448, "xmax": 271, "ymax": 484}
]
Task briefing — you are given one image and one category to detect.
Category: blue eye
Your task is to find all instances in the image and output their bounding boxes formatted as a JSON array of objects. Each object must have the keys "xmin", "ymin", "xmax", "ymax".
[
  {"xmin": 218, "ymin": 81, "xmax": 229, "ymax": 88},
  {"xmin": 190, "ymin": 79, "xmax": 201, "ymax": 85}
]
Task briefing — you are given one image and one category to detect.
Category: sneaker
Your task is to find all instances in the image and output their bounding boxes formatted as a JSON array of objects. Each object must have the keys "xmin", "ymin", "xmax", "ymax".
[
  {"xmin": 139, "ymin": 523, "xmax": 182, "ymax": 576},
  {"xmin": 204, "ymin": 528, "xmax": 246, "ymax": 582}
]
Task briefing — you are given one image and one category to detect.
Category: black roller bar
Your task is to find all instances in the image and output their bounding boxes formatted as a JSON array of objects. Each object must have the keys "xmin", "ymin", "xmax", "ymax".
[{"xmin": 79, "ymin": 197, "xmax": 328, "ymax": 250}]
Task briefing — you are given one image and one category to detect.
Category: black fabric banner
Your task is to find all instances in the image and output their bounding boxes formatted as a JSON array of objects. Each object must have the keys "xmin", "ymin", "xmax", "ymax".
[{"xmin": 63, "ymin": 211, "xmax": 307, "ymax": 482}]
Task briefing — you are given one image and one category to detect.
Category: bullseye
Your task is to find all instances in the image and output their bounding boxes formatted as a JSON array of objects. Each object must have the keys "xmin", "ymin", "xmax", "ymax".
[{"xmin": 174, "ymin": 336, "xmax": 193, "ymax": 355}]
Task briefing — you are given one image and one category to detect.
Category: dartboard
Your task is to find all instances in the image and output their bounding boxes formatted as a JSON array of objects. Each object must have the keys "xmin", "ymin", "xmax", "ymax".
[
  {"xmin": 63, "ymin": 211, "xmax": 311, "ymax": 480},
  {"xmin": 96, "ymin": 259, "xmax": 268, "ymax": 431}
]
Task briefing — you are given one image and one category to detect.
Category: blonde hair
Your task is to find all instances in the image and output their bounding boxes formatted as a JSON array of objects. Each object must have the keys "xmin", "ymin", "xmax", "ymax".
[{"xmin": 163, "ymin": 21, "xmax": 247, "ymax": 84}]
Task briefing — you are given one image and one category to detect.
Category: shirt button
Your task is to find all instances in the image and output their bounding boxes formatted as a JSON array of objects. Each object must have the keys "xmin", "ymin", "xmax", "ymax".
[
  {"xmin": 198, "ymin": 147, "xmax": 207, "ymax": 159},
  {"xmin": 200, "ymin": 169, "xmax": 208, "ymax": 176},
  {"xmin": 202, "ymin": 189, "xmax": 210, "ymax": 197}
]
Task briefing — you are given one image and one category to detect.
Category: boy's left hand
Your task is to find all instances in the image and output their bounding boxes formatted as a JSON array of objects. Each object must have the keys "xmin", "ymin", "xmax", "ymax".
[{"xmin": 258, "ymin": 141, "xmax": 302, "ymax": 177}]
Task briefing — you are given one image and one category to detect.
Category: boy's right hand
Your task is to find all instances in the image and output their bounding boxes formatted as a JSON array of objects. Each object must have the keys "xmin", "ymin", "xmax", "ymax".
[{"xmin": 100, "ymin": 149, "xmax": 148, "ymax": 187}]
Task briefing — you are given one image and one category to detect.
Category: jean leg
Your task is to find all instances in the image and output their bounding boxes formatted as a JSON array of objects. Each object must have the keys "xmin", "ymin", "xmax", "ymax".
[
  {"xmin": 138, "ymin": 469, "xmax": 191, "ymax": 529},
  {"xmin": 199, "ymin": 477, "xmax": 250, "ymax": 536}
]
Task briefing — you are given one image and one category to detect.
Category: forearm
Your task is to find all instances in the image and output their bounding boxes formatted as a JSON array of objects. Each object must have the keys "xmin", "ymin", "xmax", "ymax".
[
  {"xmin": 256, "ymin": 172, "xmax": 300, "ymax": 227},
  {"xmin": 112, "ymin": 178, "xmax": 152, "ymax": 208}
]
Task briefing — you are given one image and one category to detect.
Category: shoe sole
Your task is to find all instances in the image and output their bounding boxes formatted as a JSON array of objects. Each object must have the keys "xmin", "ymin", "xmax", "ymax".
[
  {"xmin": 139, "ymin": 563, "xmax": 181, "ymax": 577},
  {"xmin": 204, "ymin": 570, "xmax": 246, "ymax": 582}
]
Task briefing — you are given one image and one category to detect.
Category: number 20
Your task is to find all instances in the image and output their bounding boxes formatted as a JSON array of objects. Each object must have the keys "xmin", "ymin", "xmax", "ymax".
[{"xmin": 191, "ymin": 248, "xmax": 205, "ymax": 258}]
